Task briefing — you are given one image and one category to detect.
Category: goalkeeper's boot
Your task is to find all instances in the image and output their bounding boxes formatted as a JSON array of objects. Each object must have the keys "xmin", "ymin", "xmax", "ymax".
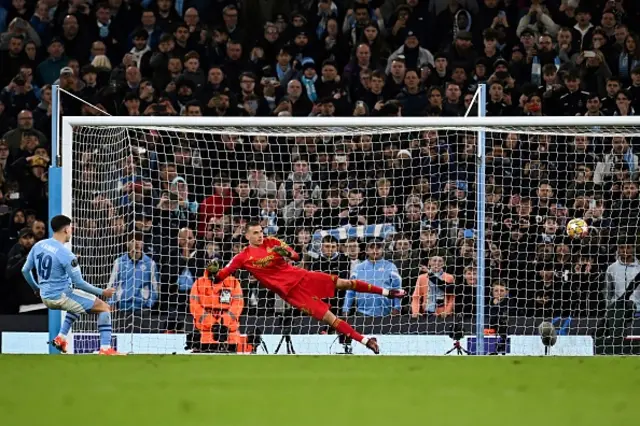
[
  {"xmin": 52, "ymin": 335, "xmax": 68, "ymax": 354},
  {"xmin": 366, "ymin": 338, "xmax": 380, "ymax": 355},
  {"xmin": 98, "ymin": 347, "xmax": 125, "ymax": 356},
  {"xmin": 387, "ymin": 289, "xmax": 406, "ymax": 299}
]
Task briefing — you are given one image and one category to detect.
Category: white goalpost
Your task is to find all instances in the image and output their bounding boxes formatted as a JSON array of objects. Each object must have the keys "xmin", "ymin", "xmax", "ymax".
[{"xmin": 51, "ymin": 111, "xmax": 640, "ymax": 356}]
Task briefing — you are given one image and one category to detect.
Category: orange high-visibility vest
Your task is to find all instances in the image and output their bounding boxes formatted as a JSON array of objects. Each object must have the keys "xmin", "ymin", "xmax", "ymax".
[{"xmin": 189, "ymin": 272, "xmax": 251, "ymax": 352}]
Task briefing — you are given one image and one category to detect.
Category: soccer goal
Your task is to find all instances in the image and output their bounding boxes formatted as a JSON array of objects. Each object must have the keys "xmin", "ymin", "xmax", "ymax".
[{"xmin": 50, "ymin": 109, "xmax": 640, "ymax": 355}]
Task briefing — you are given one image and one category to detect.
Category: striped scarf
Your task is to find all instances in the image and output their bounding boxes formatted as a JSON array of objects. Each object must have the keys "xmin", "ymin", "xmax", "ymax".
[
  {"xmin": 618, "ymin": 53, "xmax": 640, "ymax": 79},
  {"xmin": 301, "ymin": 75, "xmax": 318, "ymax": 102},
  {"xmin": 308, "ymin": 224, "xmax": 397, "ymax": 258}
]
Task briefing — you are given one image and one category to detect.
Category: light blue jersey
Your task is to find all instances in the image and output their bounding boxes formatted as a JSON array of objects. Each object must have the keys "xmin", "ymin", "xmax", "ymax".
[
  {"xmin": 22, "ymin": 238, "xmax": 103, "ymax": 300},
  {"xmin": 343, "ymin": 259, "xmax": 402, "ymax": 317}
]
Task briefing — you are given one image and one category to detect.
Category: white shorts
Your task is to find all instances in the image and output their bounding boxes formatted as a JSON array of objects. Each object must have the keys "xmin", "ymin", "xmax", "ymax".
[{"xmin": 42, "ymin": 289, "xmax": 97, "ymax": 315}]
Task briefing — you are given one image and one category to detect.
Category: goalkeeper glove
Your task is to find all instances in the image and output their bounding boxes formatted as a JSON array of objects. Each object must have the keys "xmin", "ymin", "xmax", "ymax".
[
  {"xmin": 272, "ymin": 245, "xmax": 290, "ymax": 258},
  {"xmin": 207, "ymin": 260, "xmax": 221, "ymax": 281}
]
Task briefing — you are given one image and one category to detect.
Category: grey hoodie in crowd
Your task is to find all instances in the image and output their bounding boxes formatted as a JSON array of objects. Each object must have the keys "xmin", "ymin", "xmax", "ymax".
[{"xmin": 604, "ymin": 256, "xmax": 640, "ymax": 311}]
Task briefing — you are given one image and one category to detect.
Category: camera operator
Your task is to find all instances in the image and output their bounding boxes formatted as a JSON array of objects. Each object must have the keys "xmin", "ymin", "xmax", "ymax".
[
  {"xmin": 189, "ymin": 260, "xmax": 251, "ymax": 353},
  {"xmin": 1, "ymin": 73, "xmax": 38, "ymax": 117}
]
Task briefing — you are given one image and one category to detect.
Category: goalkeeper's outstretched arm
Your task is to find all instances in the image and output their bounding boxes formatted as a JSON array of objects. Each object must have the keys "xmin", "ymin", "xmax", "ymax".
[
  {"xmin": 268, "ymin": 237, "xmax": 300, "ymax": 261},
  {"xmin": 272, "ymin": 244, "xmax": 300, "ymax": 261},
  {"xmin": 212, "ymin": 253, "xmax": 246, "ymax": 282}
]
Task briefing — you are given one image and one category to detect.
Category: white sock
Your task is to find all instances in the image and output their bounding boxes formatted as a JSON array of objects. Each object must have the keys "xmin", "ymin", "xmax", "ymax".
[
  {"xmin": 100, "ymin": 345, "xmax": 111, "ymax": 350},
  {"xmin": 57, "ymin": 333, "xmax": 67, "ymax": 339},
  {"xmin": 382, "ymin": 289, "xmax": 389, "ymax": 296},
  {"xmin": 361, "ymin": 337, "xmax": 369, "ymax": 346}
]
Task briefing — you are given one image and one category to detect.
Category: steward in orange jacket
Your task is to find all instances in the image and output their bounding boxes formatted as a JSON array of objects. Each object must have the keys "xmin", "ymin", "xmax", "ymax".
[{"xmin": 189, "ymin": 265, "xmax": 251, "ymax": 353}]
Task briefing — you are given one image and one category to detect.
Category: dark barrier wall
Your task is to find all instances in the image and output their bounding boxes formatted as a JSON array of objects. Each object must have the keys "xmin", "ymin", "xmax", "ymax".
[{"xmin": 2, "ymin": 313, "xmax": 638, "ymax": 354}]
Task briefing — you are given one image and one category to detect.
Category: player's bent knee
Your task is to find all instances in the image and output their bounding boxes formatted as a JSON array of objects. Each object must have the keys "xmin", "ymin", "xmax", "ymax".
[
  {"xmin": 322, "ymin": 310, "xmax": 337, "ymax": 325},
  {"xmin": 91, "ymin": 298, "xmax": 110, "ymax": 313}
]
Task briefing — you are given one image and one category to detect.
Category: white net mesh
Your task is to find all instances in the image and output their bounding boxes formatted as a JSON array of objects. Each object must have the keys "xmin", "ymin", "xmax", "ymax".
[{"xmin": 67, "ymin": 122, "xmax": 640, "ymax": 355}]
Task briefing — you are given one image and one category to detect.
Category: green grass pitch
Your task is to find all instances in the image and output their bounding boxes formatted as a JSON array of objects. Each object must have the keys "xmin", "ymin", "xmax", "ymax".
[{"xmin": 1, "ymin": 356, "xmax": 638, "ymax": 426}]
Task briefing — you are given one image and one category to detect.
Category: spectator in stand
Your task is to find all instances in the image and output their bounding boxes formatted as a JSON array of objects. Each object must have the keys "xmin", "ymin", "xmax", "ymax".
[
  {"xmin": 4, "ymin": 0, "xmax": 640, "ymax": 340},
  {"xmin": 386, "ymin": 30, "xmax": 434, "ymax": 75},
  {"xmin": 107, "ymin": 232, "xmax": 159, "ymax": 312},
  {"xmin": 485, "ymin": 279, "xmax": 516, "ymax": 334},
  {"xmin": 282, "ymin": 182, "xmax": 309, "ymax": 225},
  {"xmin": 385, "ymin": 55, "xmax": 406, "ymax": 99},
  {"xmin": 231, "ymin": 180, "xmax": 260, "ymax": 220},
  {"xmin": 396, "ymin": 69, "xmax": 427, "ymax": 116},
  {"xmin": 198, "ymin": 178, "xmax": 233, "ymax": 236},
  {"xmin": 411, "ymin": 255, "xmax": 455, "ymax": 318},
  {"xmin": 391, "ymin": 234, "xmax": 420, "ymax": 295},
  {"xmin": 517, "ymin": 2, "xmax": 559, "ymax": 39},
  {"xmin": 1, "ymin": 71, "xmax": 38, "ymax": 119},
  {"xmin": 486, "ymin": 81, "xmax": 512, "ymax": 116},
  {"xmin": 36, "ymin": 37, "xmax": 68, "ymax": 85},
  {"xmin": 343, "ymin": 239, "xmax": 402, "ymax": 317},
  {"xmin": 612, "ymin": 87, "xmax": 636, "ymax": 116},
  {"xmin": 278, "ymin": 156, "xmax": 321, "ymax": 206},
  {"xmin": 274, "ymin": 79, "xmax": 313, "ymax": 117},
  {"xmin": 90, "ymin": 3, "xmax": 125, "ymax": 64},
  {"xmin": 1, "ymin": 16, "xmax": 41, "ymax": 48},
  {"xmin": 603, "ymin": 239, "xmax": 640, "ymax": 314},
  {"xmin": 446, "ymin": 31, "xmax": 478, "ymax": 74},
  {"xmin": 133, "ymin": 207, "xmax": 161, "ymax": 259},
  {"xmin": 30, "ymin": 218, "xmax": 45, "ymax": 241},
  {"xmin": 161, "ymin": 226, "xmax": 200, "ymax": 331},
  {"xmin": 594, "ymin": 135, "xmax": 638, "ymax": 184},
  {"xmin": 342, "ymin": 237, "xmax": 363, "ymax": 275},
  {"xmin": 3, "ymin": 227, "xmax": 37, "ymax": 314},
  {"xmin": 10, "ymin": 142, "xmax": 48, "ymax": 218},
  {"xmin": 310, "ymin": 235, "xmax": 350, "ymax": 310},
  {"xmin": 0, "ymin": 34, "xmax": 27, "ymax": 87}
]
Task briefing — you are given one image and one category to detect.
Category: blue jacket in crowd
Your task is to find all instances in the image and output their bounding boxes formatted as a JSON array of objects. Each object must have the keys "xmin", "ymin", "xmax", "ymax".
[
  {"xmin": 343, "ymin": 259, "xmax": 402, "ymax": 317},
  {"xmin": 108, "ymin": 253, "xmax": 159, "ymax": 311}
]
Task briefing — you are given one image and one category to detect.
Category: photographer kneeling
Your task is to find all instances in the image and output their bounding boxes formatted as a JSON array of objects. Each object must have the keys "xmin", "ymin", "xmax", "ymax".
[{"xmin": 189, "ymin": 260, "xmax": 251, "ymax": 353}]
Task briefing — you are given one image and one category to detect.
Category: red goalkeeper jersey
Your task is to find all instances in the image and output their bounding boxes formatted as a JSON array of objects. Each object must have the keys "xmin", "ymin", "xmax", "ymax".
[{"xmin": 216, "ymin": 237, "xmax": 305, "ymax": 297}]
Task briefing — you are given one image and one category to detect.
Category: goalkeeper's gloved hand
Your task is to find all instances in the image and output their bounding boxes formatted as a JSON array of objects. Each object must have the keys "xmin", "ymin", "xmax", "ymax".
[
  {"xmin": 272, "ymin": 246, "xmax": 290, "ymax": 258},
  {"xmin": 207, "ymin": 260, "xmax": 221, "ymax": 281}
]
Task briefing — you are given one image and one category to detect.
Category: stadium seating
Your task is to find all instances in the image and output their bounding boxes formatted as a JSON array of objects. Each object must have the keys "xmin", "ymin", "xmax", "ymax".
[{"xmin": 2, "ymin": 0, "xmax": 640, "ymax": 345}]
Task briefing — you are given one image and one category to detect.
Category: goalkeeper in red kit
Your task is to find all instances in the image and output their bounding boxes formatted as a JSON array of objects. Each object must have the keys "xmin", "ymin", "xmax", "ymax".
[{"xmin": 211, "ymin": 221, "xmax": 405, "ymax": 354}]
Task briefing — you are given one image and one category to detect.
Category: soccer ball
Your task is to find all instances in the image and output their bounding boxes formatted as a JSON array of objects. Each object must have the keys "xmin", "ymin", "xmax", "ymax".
[{"xmin": 566, "ymin": 218, "xmax": 589, "ymax": 239}]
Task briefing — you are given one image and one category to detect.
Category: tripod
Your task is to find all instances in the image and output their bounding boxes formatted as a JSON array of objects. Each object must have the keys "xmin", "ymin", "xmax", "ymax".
[
  {"xmin": 334, "ymin": 335, "xmax": 353, "ymax": 355},
  {"xmin": 274, "ymin": 334, "xmax": 296, "ymax": 354},
  {"xmin": 444, "ymin": 340, "xmax": 469, "ymax": 355},
  {"xmin": 252, "ymin": 336, "xmax": 269, "ymax": 354},
  {"xmin": 274, "ymin": 311, "xmax": 296, "ymax": 354}
]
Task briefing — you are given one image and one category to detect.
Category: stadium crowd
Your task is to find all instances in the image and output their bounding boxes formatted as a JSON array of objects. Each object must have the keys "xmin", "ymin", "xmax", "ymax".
[{"xmin": 1, "ymin": 0, "xmax": 640, "ymax": 338}]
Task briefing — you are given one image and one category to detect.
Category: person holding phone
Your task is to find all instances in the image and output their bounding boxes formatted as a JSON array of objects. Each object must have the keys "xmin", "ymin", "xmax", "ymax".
[
  {"xmin": 237, "ymin": 72, "xmax": 270, "ymax": 116},
  {"xmin": 516, "ymin": 2, "xmax": 559, "ymax": 39}
]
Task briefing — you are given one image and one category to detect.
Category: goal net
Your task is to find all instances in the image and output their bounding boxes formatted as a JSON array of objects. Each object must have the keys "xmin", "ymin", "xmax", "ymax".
[{"xmin": 63, "ymin": 117, "xmax": 640, "ymax": 355}]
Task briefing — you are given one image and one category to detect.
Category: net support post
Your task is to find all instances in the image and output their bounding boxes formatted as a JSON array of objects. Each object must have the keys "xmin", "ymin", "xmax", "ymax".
[
  {"xmin": 48, "ymin": 85, "xmax": 62, "ymax": 353},
  {"xmin": 475, "ymin": 84, "xmax": 487, "ymax": 355}
]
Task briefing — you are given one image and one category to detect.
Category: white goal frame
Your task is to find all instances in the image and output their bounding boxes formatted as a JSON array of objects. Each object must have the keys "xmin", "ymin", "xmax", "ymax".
[{"xmin": 50, "ymin": 113, "xmax": 640, "ymax": 355}]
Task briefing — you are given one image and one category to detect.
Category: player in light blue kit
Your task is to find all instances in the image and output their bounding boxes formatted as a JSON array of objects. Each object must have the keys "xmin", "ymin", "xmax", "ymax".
[{"xmin": 22, "ymin": 215, "xmax": 122, "ymax": 355}]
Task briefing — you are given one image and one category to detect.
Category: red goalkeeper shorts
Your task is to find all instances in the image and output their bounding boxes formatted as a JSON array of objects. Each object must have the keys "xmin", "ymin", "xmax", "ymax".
[{"xmin": 283, "ymin": 271, "xmax": 338, "ymax": 320}]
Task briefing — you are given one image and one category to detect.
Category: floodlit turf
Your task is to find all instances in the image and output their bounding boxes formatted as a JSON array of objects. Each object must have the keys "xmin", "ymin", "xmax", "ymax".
[{"xmin": 1, "ymin": 356, "xmax": 638, "ymax": 426}]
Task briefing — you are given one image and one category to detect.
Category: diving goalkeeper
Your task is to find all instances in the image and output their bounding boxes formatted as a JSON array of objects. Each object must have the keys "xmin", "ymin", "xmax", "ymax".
[{"xmin": 212, "ymin": 221, "xmax": 405, "ymax": 354}]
